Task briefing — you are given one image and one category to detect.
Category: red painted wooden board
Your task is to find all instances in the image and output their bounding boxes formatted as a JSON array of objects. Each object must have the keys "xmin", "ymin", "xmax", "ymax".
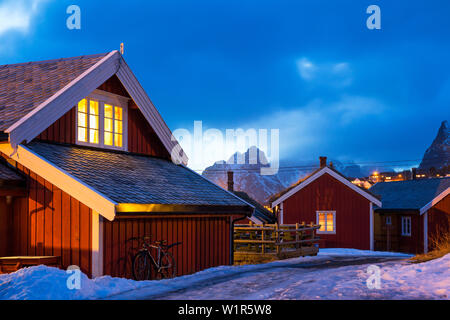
[
  {"xmin": 282, "ymin": 172, "xmax": 372, "ymax": 250},
  {"xmin": 0, "ymin": 156, "xmax": 94, "ymax": 276},
  {"xmin": 103, "ymin": 216, "xmax": 233, "ymax": 279}
]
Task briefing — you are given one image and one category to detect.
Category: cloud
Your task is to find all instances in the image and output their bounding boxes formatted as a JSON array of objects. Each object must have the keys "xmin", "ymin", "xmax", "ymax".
[
  {"xmin": 246, "ymin": 95, "xmax": 385, "ymax": 159},
  {"xmin": 0, "ymin": 0, "xmax": 46, "ymax": 36},
  {"xmin": 296, "ymin": 57, "xmax": 353, "ymax": 87}
]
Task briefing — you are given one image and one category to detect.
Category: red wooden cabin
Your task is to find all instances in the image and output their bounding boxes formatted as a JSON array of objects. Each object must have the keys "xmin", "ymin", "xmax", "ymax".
[
  {"xmin": 370, "ymin": 177, "xmax": 450, "ymax": 254},
  {"xmin": 0, "ymin": 51, "xmax": 253, "ymax": 278},
  {"xmin": 270, "ymin": 157, "xmax": 382, "ymax": 250}
]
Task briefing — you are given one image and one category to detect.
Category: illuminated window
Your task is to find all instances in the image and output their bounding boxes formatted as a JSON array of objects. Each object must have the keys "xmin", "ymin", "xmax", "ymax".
[
  {"xmin": 104, "ymin": 104, "xmax": 123, "ymax": 147},
  {"xmin": 316, "ymin": 211, "xmax": 336, "ymax": 234},
  {"xmin": 76, "ymin": 92, "xmax": 127, "ymax": 150},
  {"xmin": 77, "ymin": 99, "xmax": 99, "ymax": 144}
]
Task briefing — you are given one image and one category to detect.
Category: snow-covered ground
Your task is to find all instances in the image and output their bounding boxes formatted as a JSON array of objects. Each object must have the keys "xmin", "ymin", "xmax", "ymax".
[{"xmin": 0, "ymin": 249, "xmax": 448, "ymax": 300}]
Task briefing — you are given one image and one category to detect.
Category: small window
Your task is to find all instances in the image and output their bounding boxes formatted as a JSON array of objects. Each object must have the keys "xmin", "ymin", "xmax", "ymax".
[
  {"xmin": 386, "ymin": 216, "xmax": 392, "ymax": 225},
  {"xmin": 316, "ymin": 211, "xmax": 336, "ymax": 234},
  {"xmin": 401, "ymin": 216, "xmax": 411, "ymax": 236},
  {"xmin": 76, "ymin": 92, "xmax": 127, "ymax": 150}
]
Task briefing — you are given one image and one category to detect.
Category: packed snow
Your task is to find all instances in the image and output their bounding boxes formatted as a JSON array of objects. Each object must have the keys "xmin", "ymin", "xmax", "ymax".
[{"xmin": 0, "ymin": 249, "xmax": 448, "ymax": 300}]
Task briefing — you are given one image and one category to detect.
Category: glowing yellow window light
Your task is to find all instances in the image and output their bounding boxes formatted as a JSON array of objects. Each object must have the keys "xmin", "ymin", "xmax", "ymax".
[
  {"xmin": 115, "ymin": 133, "xmax": 123, "ymax": 147},
  {"xmin": 318, "ymin": 213, "xmax": 326, "ymax": 232},
  {"xmin": 115, "ymin": 106, "xmax": 122, "ymax": 120},
  {"xmin": 104, "ymin": 104, "xmax": 113, "ymax": 118},
  {"xmin": 326, "ymin": 213, "xmax": 334, "ymax": 232},
  {"xmin": 77, "ymin": 99, "xmax": 88, "ymax": 142},
  {"xmin": 78, "ymin": 127, "xmax": 87, "ymax": 142},
  {"xmin": 88, "ymin": 100, "xmax": 99, "ymax": 144}
]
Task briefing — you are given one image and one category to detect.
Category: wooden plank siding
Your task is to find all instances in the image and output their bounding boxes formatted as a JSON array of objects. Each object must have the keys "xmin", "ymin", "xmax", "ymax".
[
  {"xmin": 282, "ymin": 173, "xmax": 371, "ymax": 250},
  {"xmin": 427, "ymin": 194, "xmax": 450, "ymax": 252},
  {"xmin": 103, "ymin": 216, "xmax": 232, "ymax": 279},
  {"xmin": 0, "ymin": 196, "xmax": 13, "ymax": 256},
  {"xmin": 0, "ymin": 152, "xmax": 93, "ymax": 275}
]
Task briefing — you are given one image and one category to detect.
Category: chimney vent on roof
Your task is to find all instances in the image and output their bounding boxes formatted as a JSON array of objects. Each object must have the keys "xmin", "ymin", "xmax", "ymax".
[
  {"xmin": 319, "ymin": 156, "xmax": 327, "ymax": 168},
  {"xmin": 227, "ymin": 171, "xmax": 234, "ymax": 192}
]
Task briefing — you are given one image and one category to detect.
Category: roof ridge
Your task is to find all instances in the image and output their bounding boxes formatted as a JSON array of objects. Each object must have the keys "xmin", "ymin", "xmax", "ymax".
[{"xmin": 0, "ymin": 52, "xmax": 111, "ymax": 69}]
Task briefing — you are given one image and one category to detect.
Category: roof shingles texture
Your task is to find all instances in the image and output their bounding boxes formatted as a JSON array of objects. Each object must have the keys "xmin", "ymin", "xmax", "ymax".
[
  {"xmin": 0, "ymin": 162, "xmax": 24, "ymax": 181},
  {"xmin": 27, "ymin": 142, "xmax": 247, "ymax": 207},
  {"xmin": 370, "ymin": 178, "xmax": 450, "ymax": 210},
  {"xmin": 0, "ymin": 53, "xmax": 108, "ymax": 130}
]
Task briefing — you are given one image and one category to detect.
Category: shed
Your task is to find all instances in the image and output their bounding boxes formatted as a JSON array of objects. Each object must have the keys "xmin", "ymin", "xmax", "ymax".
[
  {"xmin": 270, "ymin": 157, "xmax": 382, "ymax": 250},
  {"xmin": 370, "ymin": 177, "xmax": 450, "ymax": 254}
]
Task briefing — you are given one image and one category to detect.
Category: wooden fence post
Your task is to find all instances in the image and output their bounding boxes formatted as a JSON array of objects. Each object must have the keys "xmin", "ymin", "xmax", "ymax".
[
  {"xmin": 295, "ymin": 223, "xmax": 299, "ymax": 250},
  {"xmin": 261, "ymin": 229, "xmax": 265, "ymax": 254}
]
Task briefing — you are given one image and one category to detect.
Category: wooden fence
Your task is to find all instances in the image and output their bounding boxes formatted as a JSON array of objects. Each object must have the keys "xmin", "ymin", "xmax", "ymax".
[{"xmin": 233, "ymin": 222, "xmax": 320, "ymax": 264}]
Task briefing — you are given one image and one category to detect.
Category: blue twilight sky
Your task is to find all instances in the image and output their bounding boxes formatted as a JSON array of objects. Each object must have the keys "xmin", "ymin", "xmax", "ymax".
[{"xmin": 0, "ymin": 0, "xmax": 449, "ymax": 171}]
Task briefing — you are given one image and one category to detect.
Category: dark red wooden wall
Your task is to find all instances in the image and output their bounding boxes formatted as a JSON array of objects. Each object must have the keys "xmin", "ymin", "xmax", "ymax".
[
  {"xmin": 37, "ymin": 107, "xmax": 76, "ymax": 144},
  {"xmin": 282, "ymin": 173, "xmax": 371, "ymax": 250},
  {"xmin": 1, "ymin": 152, "xmax": 93, "ymax": 276},
  {"xmin": 103, "ymin": 215, "xmax": 231, "ymax": 279},
  {"xmin": 427, "ymin": 194, "xmax": 450, "ymax": 251}
]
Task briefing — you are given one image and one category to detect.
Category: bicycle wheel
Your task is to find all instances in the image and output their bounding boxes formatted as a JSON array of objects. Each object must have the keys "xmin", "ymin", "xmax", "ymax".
[
  {"xmin": 157, "ymin": 252, "xmax": 176, "ymax": 279},
  {"xmin": 132, "ymin": 250, "xmax": 152, "ymax": 281}
]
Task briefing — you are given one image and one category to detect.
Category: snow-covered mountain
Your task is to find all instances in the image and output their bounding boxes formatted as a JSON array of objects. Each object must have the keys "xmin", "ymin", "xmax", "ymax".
[
  {"xmin": 419, "ymin": 120, "xmax": 450, "ymax": 170},
  {"xmin": 202, "ymin": 147, "xmax": 344, "ymax": 205},
  {"xmin": 202, "ymin": 146, "xmax": 396, "ymax": 205}
]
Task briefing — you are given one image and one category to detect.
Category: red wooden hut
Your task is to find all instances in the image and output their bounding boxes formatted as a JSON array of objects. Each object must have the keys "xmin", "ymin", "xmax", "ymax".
[
  {"xmin": 270, "ymin": 157, "xmax": 382, "ymax": 250},
  {"xmin": 370, "ymin": 177, "xmax": 450, "ymax": 254},
  {"xmin": 0, "ymin": 51, "xmax": 253, "ymax": 278}
]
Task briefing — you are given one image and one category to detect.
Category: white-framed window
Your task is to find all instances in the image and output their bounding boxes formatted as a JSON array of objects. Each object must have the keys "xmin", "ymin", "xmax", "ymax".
[
  {"xmin": 76, "ymin": 90, "xmax": 128, "ymax": 150},
  {"xmin": 316, "ymin": 211, "xmax": 336, "ymax": 234},
  {"xmin": 401, "ymin": 216, "xmax": 411, "ymax": 236},
  {"xmin": 386, "ymin": 216, "xmax": 392, "ymax": 225}
]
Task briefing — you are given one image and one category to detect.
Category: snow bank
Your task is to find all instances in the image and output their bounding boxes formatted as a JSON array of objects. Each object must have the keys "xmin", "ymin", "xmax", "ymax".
[
  {"xmin": 318, "ymin": 248, "xmax": 412, "ymax": 257},
  {"xmin": 0, "ymin": 265, "xmax": 149, "ymax": 300},
  {"xmin": 0, "ymin": 249, "xmax": 430, "ymax": 300}
]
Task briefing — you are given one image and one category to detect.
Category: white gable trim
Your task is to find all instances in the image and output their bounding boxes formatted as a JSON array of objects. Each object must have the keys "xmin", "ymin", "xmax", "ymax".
[
  {"xmin": 6, "ymin": 51, "xmax": 120, "ymax": 147},
  {"xmin": 271, "ymin": 167, "xmax": 382, "ymax": 208},
  {"xmin": 419, "ymin": 187, "xmax": 450, "ymax": 215},
  {"xmin": 4, "ymin": 51, "xmax": 187, "ymax": 165},
  {"xmin": 115, "ymin": 57, "xmax": 187, "ymax": 165},
  {"xmin": 0, "ymin": 143, "xmax": 117, "ymax": 221}
]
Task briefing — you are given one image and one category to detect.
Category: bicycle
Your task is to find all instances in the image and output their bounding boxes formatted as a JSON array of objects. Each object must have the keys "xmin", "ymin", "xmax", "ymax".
[{"xmin": 129, "ymin": 236, "xmax": 181, "ymax": 281}]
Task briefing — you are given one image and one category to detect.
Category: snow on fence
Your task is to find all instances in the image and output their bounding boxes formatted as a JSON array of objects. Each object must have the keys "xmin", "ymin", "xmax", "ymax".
[{"xmin": 233, "ymin": 222, "xmax": 321, "ymax": 264}]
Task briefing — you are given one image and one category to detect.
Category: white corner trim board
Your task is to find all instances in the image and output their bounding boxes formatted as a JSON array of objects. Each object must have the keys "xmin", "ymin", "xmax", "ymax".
[
  {"xmin": 271, "ymin": 167, "xmax": 382, "ymax": 208},
  {"xmin": 419, "ymin": 187, "xmax": 450, "ymax": 215},
  {"xmin": 91, "ymin": 212, "xmax": 104, "ymax": 277},
  {"xmin": 423, "ymin": 211, "xmax": 428, "ymax": 254},
  {"xmin": 6, "ymin": 51, "xmax": 120, "ymax": 148},
  {"xmin": 0, "ymin": 143, "xmax": 117, "ymax": 221},
  {"xmin": 370, "ymin": 203, "xmax": 374, "ymax": 251}
]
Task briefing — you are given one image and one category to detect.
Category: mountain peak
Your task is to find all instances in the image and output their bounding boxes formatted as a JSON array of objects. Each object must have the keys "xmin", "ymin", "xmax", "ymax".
[{"xmin": 419, "ymin": 120, "xmax": 449, "ymax": 170}]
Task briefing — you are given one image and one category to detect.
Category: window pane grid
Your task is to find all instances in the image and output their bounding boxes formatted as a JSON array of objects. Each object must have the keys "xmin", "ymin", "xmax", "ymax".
[
  {"xmin": 77, "ymin": 98, "xmax": 124, "ymax": 149},
  {"xmin": 317, "ymin": 211, "xmax": 335, "ymax": 233}
]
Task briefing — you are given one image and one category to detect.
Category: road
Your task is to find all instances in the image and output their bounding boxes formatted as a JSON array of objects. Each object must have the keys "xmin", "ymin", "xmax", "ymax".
[{"xmin": 109, "ymin": 255, "xmax": 411, "ymax": 300}]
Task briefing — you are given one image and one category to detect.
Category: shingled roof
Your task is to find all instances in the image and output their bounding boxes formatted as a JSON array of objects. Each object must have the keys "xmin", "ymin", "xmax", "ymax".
[
  {"xmin": 0, "ymin": 53, "xmax": 109, "ymax": 131},
  {"xmin": 0, "ymin": 161, "xmax": 24, "ymax": 182},
  {"xmin": 26, "ymin": 141, "xmax": 250, "ymax": 208},
  {"xmin": 232, "ymin": 191, "xmax": 276, "ymax": 223},
  {"xmin": 370, "ymin": 177, "xmax": 450, "ymax": 211}
]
